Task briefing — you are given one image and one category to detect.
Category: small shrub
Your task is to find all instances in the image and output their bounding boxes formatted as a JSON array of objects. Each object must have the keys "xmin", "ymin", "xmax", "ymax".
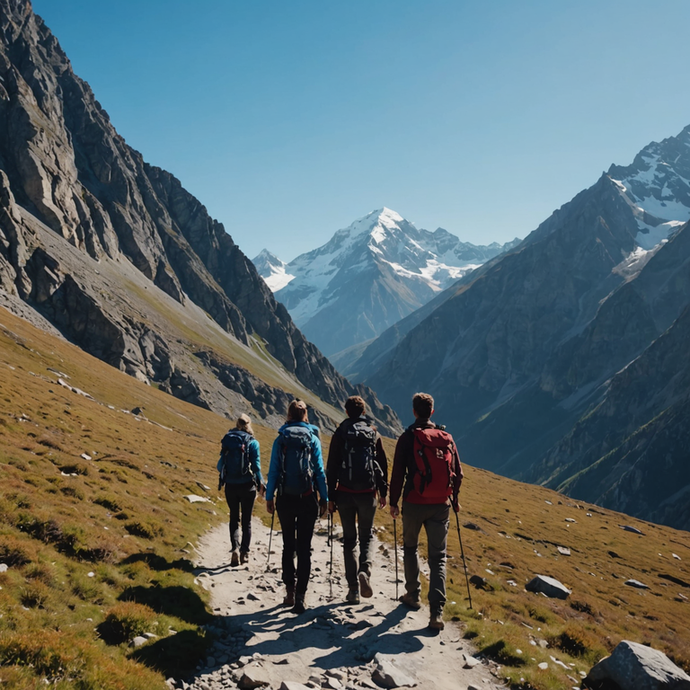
[
  {"xmin": 98, "ymin": 602, "xmax": 157, "ymax": 644},
  {"xmin": 19, "ymin": 583, "xmax": 49, "ymax": 609},
  {"xmin": 24, "ymin": 562, "xmax": 56, "ymax": 586},
  {"xmin": 550, "ymin": 623, "xmax": 605, "ymax": 663},
  {"xmin": 0, "ymin": 538, "xmax": 32, "ymax": 566},
  {"xmin": 60, "ymin": 485, "xmax": 85, "ymax": 500},
  {"xmin": 125, "ymin": 521, "xmax": 163, "ymax": 540},
  {"xmin": 93, "ymin": 495, "xmax": 123, "ymax": 512}
]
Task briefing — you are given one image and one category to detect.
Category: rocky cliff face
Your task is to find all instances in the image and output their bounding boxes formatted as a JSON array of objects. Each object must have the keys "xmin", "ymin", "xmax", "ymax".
[
  {"xmin": 0, "ymin": 0, "xmax": 401, "ymax": 436},
  {"xmin": 361, "ymin": 127, "xmax": 690, "ymax": 528}
]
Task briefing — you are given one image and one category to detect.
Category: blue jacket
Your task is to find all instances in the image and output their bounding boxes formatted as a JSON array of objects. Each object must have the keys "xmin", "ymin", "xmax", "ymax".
[
  {"xmin": 217, "ymin": 435, "xmax": 263, "ymax": 486},
  {"xmin": 266, "ymin": 422, "xmax": 327, "ymax": 501}
]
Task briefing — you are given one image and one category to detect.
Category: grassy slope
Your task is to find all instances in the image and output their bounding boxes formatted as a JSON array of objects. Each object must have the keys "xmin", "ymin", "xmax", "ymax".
[{"xmin": 1, "ymin": 307, "xmax": 689, "ymax": 689}]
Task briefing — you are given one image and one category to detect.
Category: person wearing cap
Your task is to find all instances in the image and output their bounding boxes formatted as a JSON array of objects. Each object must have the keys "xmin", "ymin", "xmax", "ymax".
[{"xmin": 217, "ymin": 413, "xmax": 265, "ymax": 566}]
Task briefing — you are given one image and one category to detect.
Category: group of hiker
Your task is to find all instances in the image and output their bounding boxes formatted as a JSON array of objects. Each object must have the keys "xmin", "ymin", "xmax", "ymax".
[{"xmin": 216, "ymin": 392, "xmax": 463, "ymax": 631}]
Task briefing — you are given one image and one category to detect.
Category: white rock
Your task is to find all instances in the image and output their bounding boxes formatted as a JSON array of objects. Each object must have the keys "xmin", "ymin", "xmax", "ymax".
[
  {"xmin": 185, "ymin": 494, "xmax": 212, "ymax": 504},
  {"xmin": 586, "ymin": 640, "xmax": 690, "ymax": 690},
  {"xmin": 130, "ymin": 636, "xmax": 148, "ymax": 648},
  {"xmin": 526, "ymin": 575, "xmax": 571, "ymax": 599}
]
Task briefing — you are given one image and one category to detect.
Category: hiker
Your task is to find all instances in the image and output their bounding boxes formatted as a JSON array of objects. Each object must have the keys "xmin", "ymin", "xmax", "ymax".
[
  {"xmin": 265, "ymin": 400, "xmax": 328, "ymax": 614},
  {"xmin": 327, "ymin": 395, "xmax": 388, "ymax": 603},
  {"xmin": 217, "ymin": 413, "xmax": 265, "ymax": 567},
  {"xmin": 389, "ymin": 392, "xmax": 463, "ymax": 631}
]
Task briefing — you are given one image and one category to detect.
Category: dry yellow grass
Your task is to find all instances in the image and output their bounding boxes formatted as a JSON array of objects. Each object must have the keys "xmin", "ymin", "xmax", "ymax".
[{"xmin": 1, "ymin": 306, "xmax": 689, "ymax": 689}]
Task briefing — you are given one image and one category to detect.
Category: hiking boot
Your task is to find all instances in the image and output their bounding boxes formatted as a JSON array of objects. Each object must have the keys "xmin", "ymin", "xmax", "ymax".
[
  {"xmin": 291, "ymin": 594, "xmax": 306, "ymax": 614},
  {"xmin": 230, "ymin": 550, "xmax": 240, "ymax": 567},
  {"xmin": 358, "ymin": 571, "xmax": 373, "ymax": 598},
  {"xmin": 346, "ymin": 588, "xmax": 360, "ymax": 604},
  {"xmin": 283, "ymin": 586, "xmax": 295, "ymax": 607},
  {"xmin": 429, "ymin": 609, "xmax": 445, "ymax": 631},
  {"xmin": 240, "ymin": 551, "xmax": 249, "ymax": 565},
  {"xmin": 399, "ymin": 592, "xmax": 422, "ymax": 610}
]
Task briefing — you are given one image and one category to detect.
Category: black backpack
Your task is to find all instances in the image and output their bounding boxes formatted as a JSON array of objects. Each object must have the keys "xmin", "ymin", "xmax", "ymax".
[
  {"xmin": 220, "ymin": 429, "xmax": 254, "ymax": 484},
  {"xmin": 278, "ymin": 425, "xmax": 314, "ymax": 496},
  {"xmin": 338, "ymin": 419, "xmax": 378, "ymax": 491}
]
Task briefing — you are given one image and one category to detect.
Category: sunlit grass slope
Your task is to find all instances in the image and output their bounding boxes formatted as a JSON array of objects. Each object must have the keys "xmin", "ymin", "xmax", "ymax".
[
  {"xmin": 0, "ymin": 307, "xmax": 275, "ymax": 688},
  {"xmin": 376, "ymin": 437, "xmax": 690, "ymax": 689},
  {"xmin": 1, "ymin": 306, "xmax": 689, "ymax": 690}
]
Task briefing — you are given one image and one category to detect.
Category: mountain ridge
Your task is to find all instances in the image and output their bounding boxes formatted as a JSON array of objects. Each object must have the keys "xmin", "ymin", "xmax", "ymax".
[
  {"xmin": 358, "ymin": 126, "xmax": 690, "ymax": 529},
  {"xmin": 0, "ymin": 0, "xmax": 401, "ymax": 435},
  {"xmin": 254, "ymin": 206, "xmax": 519, "ymax": 356}
]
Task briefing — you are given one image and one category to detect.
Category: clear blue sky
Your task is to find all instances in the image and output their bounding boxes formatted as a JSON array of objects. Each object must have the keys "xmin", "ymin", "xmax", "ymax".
[{"xmin": 32, "ymin": 0, "xmax": 690, "ymax": 262}]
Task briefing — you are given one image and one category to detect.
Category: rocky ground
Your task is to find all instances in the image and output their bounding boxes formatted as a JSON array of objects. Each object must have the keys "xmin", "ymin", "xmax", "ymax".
[{"xmin": 171, "ymin": 512, "xmax": 505, "ymax": 690}]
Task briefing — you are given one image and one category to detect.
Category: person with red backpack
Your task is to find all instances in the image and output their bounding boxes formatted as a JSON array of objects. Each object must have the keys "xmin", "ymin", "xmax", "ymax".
[
  {"xmin": 217, "ymin": 413, "xmax": 265, "ymax": 567},
  {"xmin": 265, "ymin": 400, "xmax": 328, "ymax": 614},
  {"xmin": 327, "ymin": 395, "xmax": 388, "ymax": 604},
  {"xmin": 389, "ymin": 392, "xmax": 463, "ymax": 631}
]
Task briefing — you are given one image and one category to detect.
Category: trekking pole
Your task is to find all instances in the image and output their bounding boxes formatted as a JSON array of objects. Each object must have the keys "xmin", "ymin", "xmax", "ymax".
[
  {"xmin": 393, "ymin": 517, "xmax": 399, "ymax": 601},
  {"xmin": 454, "ymin": 511, "xmax": 473, "ymax": 609},
  {"xmin": 328, "ymin": 511, "xmax": 334, "ymax": 600},
  {"xmin": 266, "ymin": 510, "xmax": 275, "ymax": 572}
]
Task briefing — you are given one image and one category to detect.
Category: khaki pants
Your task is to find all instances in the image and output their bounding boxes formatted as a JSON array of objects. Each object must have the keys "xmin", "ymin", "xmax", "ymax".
[{"xmin": 402, "ymin": 501, "xmax": 449, "ymax": 613}]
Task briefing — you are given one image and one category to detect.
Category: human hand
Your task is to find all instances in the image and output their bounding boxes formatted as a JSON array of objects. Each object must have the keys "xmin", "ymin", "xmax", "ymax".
[
  {"xmin": 389, "ymin": 505, "xmax": 399, "ymax": 519},
  {"xmin": 379, "ymin": 495, "xmax": 387, "ymax": 509},
  {"xmin": 259, "ymin": 484, "xmax": 266, "ymax": 498},
  {"xmin": 452, "ymin": 499, "xmax": 460, "ymax": 514},
  {"xmin": 328, "ymin": 501, "xmax": 337, "ymax": 514},
  {"xmin": 319, "ymin": 500, "xmax": 328, "ymax": 518},
  {"xmin": 266, "ymin": 499, "xmax": 275, "ymax": 515}
]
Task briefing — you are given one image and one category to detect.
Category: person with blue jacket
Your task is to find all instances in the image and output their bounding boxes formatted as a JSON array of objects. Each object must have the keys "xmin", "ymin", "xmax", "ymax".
[
  {"xmin": 266, "ymin": 400, "xmax": 328, "ymax": 614},
  {"xmin": 217, "ymin": 413, "xmax": 265, "ymax": 567}
]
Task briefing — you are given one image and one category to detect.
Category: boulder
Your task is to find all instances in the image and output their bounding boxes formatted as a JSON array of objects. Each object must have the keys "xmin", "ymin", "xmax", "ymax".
[
  {"xmin": 526, "ymin": 574, "xmax": 571, "ymax": 599},
  {"xmin": 586, "ymin": 640, "xmax": 690, "ymax": 690},
  {"xmin": 372, "ymin": 653, "xmax": 417, "ymax": 688}
]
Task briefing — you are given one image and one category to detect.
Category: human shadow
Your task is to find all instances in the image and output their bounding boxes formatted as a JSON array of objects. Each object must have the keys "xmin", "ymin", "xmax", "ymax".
[
  {"xmin": 120, "ymin": 552, "xmax": 195, "ymax": 573},
  {"xmin": 118, "ymin": 585, "xmax": 212, "ymax": 625},
  {"xmin": 195, "ymin": 600, "xmax": 425, "ymax": 675}
]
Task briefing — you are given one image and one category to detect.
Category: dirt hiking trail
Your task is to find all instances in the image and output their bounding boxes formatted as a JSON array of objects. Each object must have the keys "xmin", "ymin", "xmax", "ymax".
[{"xmin": 173, "ymin": 513, "xmax": 504, "ymax": 690}]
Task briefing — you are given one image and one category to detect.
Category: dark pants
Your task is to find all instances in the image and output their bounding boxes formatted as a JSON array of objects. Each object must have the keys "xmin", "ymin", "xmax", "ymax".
[
  {"xmin": 337, "ymin": 491, "xmax": 377, "ymax": 589},
  {"xmin": 402, "ymin": 501, "xmax": 449, "ymax": 614},
  {"xmin": 225, "ymin": 482, "xmax": 256, "ymax": 553},
  {"xmin": 276, "ymin": 492, "xmax": 318, "ymax": 596}
]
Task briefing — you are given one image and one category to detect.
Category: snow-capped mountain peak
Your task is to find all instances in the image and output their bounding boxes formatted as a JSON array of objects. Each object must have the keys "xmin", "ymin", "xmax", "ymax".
[
  {"xmin": 608, "ymin": 125, "xmax": 690, "ymax": 249},
  {"xmin": 252, "ymin": 208, "xmax": 519, "ymax": 356},
  {"xmin": 252, "ymin": 249, "xmax": 295, "ymax": 291}
]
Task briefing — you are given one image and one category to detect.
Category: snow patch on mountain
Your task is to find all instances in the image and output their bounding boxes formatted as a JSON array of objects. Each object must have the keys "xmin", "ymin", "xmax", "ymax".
[
  {"xmin": 252, "ymin": 249, "xmax": 295, "ymax": 291},
  {"xmin": 608, "ymin": 125, "xmax": 690, "ymax": 247}
]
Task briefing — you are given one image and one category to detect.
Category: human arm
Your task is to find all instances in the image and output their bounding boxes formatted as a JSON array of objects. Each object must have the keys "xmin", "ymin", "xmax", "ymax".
[
  {"xmin": 265, "ymin": 437, "xmax": 282, "ymax": 502},
  {"xmin": 310, "ymin": 436, "xmax": 328, "ymax": 516},
  {"xmin": 248, "ymin": 438, "xmax": 264, "ymax": 493},
  {"xmin": 388, "ymin": 431, "xmax": 410, "ymax": 514},
  {"xmin": 325, "ymin": 425, "xmax": 344, "ymax": 509},
  {"xmin": 374, "ymin": 436, "xmax": 388, "ymax": 507}
]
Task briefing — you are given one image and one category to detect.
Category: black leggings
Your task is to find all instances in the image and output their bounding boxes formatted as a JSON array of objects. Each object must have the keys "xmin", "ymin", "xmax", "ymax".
[
  {"xmin": 276, "ymin": 492, "xmax": 318, "ymax": 595},
  {"xmin": 225, "ymin": 482, "xmax": 256, "ymax": 553}
]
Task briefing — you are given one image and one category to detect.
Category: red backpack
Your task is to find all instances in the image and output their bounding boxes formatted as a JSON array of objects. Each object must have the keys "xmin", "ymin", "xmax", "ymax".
[{"xmin": 411, "ymin": 427, "xmax": 456, "ymax": 502}]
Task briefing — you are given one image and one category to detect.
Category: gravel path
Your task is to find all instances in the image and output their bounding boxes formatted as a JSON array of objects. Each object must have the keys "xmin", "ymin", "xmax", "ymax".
[{"xmin": 173, "ymin": 512, "xmax": 503, "ymax": 690}]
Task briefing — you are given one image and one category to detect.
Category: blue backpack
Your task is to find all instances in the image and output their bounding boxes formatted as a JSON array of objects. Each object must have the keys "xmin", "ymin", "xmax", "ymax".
[
  {"xmin": 278, "ymin": 425, "xmax": 314, "ymax": 496},
  {"xmin": 220, "ymin": 429, "xmax": 254, "ymax": 484}
]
